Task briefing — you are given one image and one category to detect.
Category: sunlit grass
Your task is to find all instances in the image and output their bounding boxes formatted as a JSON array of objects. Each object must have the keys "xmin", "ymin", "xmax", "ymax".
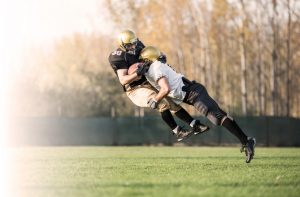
[{"xmin": 10, "ymin": 147, "xmax": 300, "ymax": 197}]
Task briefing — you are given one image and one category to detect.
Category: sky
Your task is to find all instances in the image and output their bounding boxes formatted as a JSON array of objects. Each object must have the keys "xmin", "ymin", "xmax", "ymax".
[
  {"xmin": 2, "ymin": 0, "xmax": 111, "ymax": 46},
  {"xmin": 1, "ymin": 0, "xmax": 112, "ymax": 70}
]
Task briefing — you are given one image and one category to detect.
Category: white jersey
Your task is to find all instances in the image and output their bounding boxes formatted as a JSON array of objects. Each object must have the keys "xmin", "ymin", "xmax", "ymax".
[{"xmin": 145, "ymin": 60, "xmax": 186, "ymax": 104}]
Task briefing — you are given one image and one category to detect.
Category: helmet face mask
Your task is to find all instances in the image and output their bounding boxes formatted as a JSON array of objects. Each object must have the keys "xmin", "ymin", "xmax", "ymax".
[
  {"xmin": 118, "ymin": 30, "xmax": 138, "ymax": 52},
  {"xmin": 122, "ymin": 40, "xmax": 138, "ymax": 51}
]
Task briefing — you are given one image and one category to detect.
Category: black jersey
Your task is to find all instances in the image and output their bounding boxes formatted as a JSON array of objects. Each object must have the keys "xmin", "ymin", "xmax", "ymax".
[{"xmin": 108, "ymin": 40, "xmax": 146, "ymax": 90}]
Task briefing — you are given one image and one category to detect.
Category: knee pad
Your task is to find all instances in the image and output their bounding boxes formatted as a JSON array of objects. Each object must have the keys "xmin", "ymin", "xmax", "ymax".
[
  {"xmin": 207, "ymin": 109, "xmax": 227, "ymax": 125},
  {"xmin": 220, "ymin": 115, "xmax": 233, "ymax": 125}
]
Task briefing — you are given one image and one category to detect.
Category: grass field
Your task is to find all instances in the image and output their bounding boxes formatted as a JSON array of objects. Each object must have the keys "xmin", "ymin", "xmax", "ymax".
[{"xmin": 9, "ymin": 147, "xmax": 300, "ymax": 197}]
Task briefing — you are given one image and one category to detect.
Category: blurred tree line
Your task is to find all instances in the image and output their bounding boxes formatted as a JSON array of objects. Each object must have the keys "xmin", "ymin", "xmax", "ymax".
[{"xmin": 11, "ymin": 0, "xmax": 300, "ymax": 117}]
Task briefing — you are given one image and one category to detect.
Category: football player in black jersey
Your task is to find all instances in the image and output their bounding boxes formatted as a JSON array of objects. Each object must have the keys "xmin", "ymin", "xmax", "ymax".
[{"xmin": 108, "ymin": 30, "xmax": 209, "ymax": 141}]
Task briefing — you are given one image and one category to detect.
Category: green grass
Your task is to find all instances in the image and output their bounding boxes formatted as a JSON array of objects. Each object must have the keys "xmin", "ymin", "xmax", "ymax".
[{"xmin": 10, "ymin": 147, "xmax": 300, "ymax": 197}]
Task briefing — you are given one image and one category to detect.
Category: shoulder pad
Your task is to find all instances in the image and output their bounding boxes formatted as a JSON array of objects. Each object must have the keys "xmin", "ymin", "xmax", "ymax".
[{"xmin": 109, "ymin": 49, "xmax": 126, "ymax": 63}]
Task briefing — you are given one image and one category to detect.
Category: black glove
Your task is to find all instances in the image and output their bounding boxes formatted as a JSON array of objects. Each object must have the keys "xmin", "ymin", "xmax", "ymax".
[
  {"xmin": 136, "ymin": 62, "xmax": 150, "ymax": 76},
  {"xmin": 147, "ymin": 98, "xmax": 158, "ymax": 109},
  {"xmin": 157, "ymin": 54, "xmax": 167, "ymax": 63}
]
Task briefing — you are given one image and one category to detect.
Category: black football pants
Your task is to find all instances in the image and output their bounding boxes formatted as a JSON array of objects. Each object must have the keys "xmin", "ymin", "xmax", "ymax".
[{"xmin": 182, "ymin": 80, "xmax": 248, "ymax": 144}]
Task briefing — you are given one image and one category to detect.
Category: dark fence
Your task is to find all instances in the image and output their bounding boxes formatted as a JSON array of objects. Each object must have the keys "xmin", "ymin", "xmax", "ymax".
[{"xmin": 7, "ymin": 116, "xmax": 300, "ymax": 146}]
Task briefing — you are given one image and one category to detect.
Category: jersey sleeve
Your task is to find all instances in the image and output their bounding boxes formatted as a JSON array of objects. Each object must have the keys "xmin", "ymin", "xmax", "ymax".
[{"xmin": 151, "ymin": 62, "xmax": 167, "ymax": 82}]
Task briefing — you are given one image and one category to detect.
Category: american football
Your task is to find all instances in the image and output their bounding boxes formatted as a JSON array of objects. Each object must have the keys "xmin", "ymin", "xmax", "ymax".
[{"xmin": 128, "ymin": 62, "xmax": 142, "ymax": 75}]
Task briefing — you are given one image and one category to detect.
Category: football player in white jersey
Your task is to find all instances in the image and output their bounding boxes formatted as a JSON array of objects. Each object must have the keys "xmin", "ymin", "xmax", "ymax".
[{"xmin": 139, "ymin": 46, "xmax": 256, "ymax": 163}]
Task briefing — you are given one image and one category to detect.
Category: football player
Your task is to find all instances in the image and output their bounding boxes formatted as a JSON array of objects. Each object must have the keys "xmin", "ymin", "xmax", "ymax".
[
  {"xmin": 108, "ymin": 30, "xmax": 209, "ymax": 141},
  {"xmin": 139, "ymin": 46, "xmax": 256, "ymax": 163}
]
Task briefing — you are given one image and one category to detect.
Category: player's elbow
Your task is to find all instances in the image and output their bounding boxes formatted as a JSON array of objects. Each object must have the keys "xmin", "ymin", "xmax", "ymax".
[{"xmin": 161, "ymin": 86, "xmax": 170, "ymax": 96}]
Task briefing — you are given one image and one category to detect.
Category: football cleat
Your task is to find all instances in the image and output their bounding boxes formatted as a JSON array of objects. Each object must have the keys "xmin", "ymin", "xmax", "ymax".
[
  {"xmin": 174, "ymin": 126, "xmax": 193, "ymax": 142},
  {"xmin": 241, "ymin": 137, "xmax": 256, "ymax": 163},
  {"xmin": 193, "ymin": 120, "xmax": 210, "ymax": 135}
]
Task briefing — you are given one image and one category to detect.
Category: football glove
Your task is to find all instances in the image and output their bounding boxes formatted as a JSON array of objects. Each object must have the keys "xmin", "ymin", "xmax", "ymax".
[
  {"xmin": 147, "ymin": 98, "xmax": 158, "ymax": 109},
  {"xmin": 136, "ymin": 62, "xmax": 150, "ymax": 76}
]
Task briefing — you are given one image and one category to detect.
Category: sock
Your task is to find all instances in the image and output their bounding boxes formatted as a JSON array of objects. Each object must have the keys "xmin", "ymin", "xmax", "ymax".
[
  {"xmin": 160, "ymin": 110, "xmax": 178, "ymax": 130},
  {"xmin": 190, "ymin": 120, "xmax": 196, "ymax": 127},
  {"xmin": 221, "ymin": 117, "xmax": 248, "ymax": 145},
  {"xmin": 172, "ymin": 126, "xmax": 180, "ymax": 134},
  {"xmin": 174, "ymin": 108, "xmax": 194, "ymax": 125}
]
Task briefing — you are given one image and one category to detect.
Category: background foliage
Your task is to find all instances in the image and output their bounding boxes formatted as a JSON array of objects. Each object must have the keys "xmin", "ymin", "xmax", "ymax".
[{"xmin": 11, "ymin": 0, "xmax": 300, "ymax": 117}]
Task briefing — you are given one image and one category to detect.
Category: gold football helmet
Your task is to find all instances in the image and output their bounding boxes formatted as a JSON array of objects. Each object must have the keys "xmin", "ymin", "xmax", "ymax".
[
  {"xmin": 139, "ymin": 46, "xmax": 161, "ymax": 62},
  {"xmin": 118, "ymin": 30, "xmax": 138, "ymax": 51}
]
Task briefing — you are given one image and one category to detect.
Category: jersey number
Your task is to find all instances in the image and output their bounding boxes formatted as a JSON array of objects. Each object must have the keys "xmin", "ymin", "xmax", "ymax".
[{"xmin": 112, "ymin": 51, "xmax": 122, "ymax": 56}]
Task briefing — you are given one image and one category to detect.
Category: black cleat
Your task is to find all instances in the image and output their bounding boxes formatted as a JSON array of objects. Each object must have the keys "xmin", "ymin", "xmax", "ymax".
[
  {"xmin": 174, "ymin": 126, "xmax": 193, "ymax": 142},
  {"xmin": 193, "ymin": 120, "xmax": 210, "ymax": 135},
  {"xmin": 241, "ymin": 137, "xmax": 256, "ymax": 163}
]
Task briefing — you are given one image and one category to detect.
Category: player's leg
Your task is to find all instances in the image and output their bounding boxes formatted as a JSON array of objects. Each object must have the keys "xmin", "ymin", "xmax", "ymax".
[
  {"xmin": 184, "ymin": 82, "xmax": 255, "ymax": 163},
  {"xmin": 183, "ymin": 82, "xmax": 247, "ymax": 141},
  {"xmin": 126, "ymin": 86, "xmax": 192, "ymax": 141},
  {"xmin": 175, "ymin": 109, "xmax": 209, "ymax": 135},
  {"xmin": 159, "ymin": 109, "xmax": 192, "ymax": 141},
  {"xmin": 211, "ymin": 111, "xmax": 256, "ymax": 163},
  {"xmin": 165, "ymin": 97, "xmax": 209, "ymax": 135}
]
